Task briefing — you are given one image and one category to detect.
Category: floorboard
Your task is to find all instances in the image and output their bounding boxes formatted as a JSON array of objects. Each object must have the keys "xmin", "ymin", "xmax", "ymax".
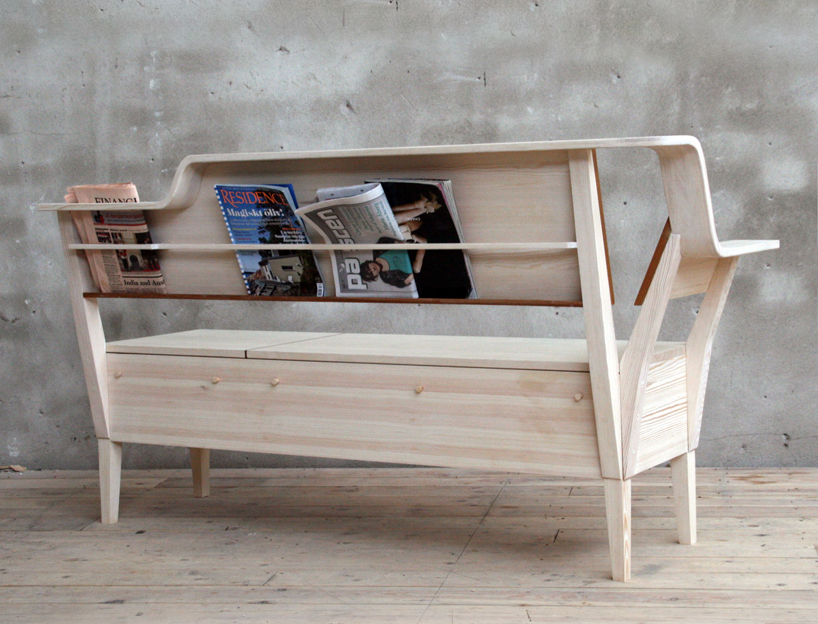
[{"xmin": 0, "ymin": 467, "xmax": 816, "ymax": 623}]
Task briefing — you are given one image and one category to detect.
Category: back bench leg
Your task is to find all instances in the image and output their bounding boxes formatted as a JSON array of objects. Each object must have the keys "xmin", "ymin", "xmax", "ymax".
[
  {"xmin": 190, "ymin": 448, "xmax": 210, "ymax": 498},
  {"xmin": 603, "ymin": 478, "xmax": 632, "ymax": 581},
  {"xmin": 670, "ymin": 450, "xmax": 697, "ymax": 545},
  {"xmin": 98, "ymin": 439, "xmax": 122, "ymax": 524}
]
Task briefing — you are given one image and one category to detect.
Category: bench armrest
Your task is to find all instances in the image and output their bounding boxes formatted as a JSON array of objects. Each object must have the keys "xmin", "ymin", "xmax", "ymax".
[{"xmin": 715, "ymin": 239, "xmax": 780, "ymax": 257}]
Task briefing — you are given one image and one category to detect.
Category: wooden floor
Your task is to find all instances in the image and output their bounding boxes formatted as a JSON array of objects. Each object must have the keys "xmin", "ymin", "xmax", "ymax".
[{"xmin": 1, "ymin": 466, "xmax": 816, "ymax": 623}]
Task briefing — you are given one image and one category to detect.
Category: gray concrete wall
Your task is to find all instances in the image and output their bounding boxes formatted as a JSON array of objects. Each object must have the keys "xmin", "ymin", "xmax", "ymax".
[{"xmin": 1, "ymin": 1, "xmax": 815, "ymax": 470}]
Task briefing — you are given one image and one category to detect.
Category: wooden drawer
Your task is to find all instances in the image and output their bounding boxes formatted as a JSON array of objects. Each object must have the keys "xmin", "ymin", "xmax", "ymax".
[{"xmin": 107, "ymin": 354, "xmax": 602, "ymax": 478}]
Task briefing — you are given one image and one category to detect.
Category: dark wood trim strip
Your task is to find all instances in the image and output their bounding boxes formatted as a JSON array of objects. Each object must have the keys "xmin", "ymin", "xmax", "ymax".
[
  {"xmin": 592, "ymin": 149, "xmax": 615, "ymax": 305},
  {"xmin": 635, "ymin": 218, "xmax": 672, "ymax": 306}
]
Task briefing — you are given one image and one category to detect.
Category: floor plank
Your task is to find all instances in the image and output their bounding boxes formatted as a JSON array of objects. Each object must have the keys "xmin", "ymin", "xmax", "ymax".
[{"xmin": 0, "ymin": 467, "xmax": 816, "ymax": 623}]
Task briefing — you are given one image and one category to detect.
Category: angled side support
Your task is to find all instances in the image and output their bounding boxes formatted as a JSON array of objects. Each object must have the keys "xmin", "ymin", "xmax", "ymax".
[
  {"xmin": 621, "ymin": 234, "xmax": 682, "ymax": 478},
  {"xmin": 686, "ymin": 257, "xmax": 739, "ymax": 450},
  {"xmin": 58, "ymin": 212, "xmax": 110, "ymax": 439},
  {"xmin": 569, "ymin": 149, "xmax": 622, "ymax": 480}
]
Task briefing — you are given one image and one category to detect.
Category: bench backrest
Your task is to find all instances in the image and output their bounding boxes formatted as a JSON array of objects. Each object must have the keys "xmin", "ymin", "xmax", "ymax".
[{"xmin": 149, "ymin": 145, "xmax": 587, "ymax": 304}]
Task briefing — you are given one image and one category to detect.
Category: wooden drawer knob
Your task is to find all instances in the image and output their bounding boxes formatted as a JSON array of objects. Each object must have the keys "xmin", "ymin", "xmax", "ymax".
[
  {"xmin": 574, "ymin": 393, "xmax": 583, "ymax": 402},
  {"xmin": 415, "ymin": 385, "xmax": 425, "ymax": 394},
  {"xmin": 212, "ymin": 377, "xmax": 221, "ymax": 384},
  {"xmin": 113, "ymin": 372, "xmax": 123, "ymax": 379},
  {"xmin": 271, "ymin": 379, "xmax": 280, "ymax": 387}
]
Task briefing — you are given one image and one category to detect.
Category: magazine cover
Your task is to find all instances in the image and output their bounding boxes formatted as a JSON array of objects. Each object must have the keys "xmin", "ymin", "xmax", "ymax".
[
  {"xmin": 66, "ymin": 183, "xmax": 167, "ymax": 294},
  {"xmin": 215, "ymin": 184, "xmax": 324, "ymax": 297},
  {"xmin": 297, "ymin": 183, "xmax": 419, "ymax": 298},
  {"xmin": 368, "ymin": 179, "xmax": 476, "ymax": 299}
]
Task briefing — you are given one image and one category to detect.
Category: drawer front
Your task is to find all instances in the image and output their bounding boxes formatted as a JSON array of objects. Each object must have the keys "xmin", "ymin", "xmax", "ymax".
[{"xmin": 107, "ymin": 354, "xmax": 601, "ymax": 477}]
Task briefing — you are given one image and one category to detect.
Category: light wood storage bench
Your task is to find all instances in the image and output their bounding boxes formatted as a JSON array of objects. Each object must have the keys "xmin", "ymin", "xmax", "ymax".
[{"xmin": 39, "ymin": 137, "xmax": 778, "ymax": 581}]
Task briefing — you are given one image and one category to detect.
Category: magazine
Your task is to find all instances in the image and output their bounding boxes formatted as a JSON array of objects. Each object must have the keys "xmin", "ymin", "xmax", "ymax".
[
  {"xmin": 215, "ymin": 184, "xmax": 324, "ymax": 297},
  {"xmin": 297, "ymin": 183, "xmax": 419, "ymax": 298},
  {"xmin": 369, "ymin": 179, "xmax": 476, "ymax": 299},
  {"xmin": 65, "ymin": 183, "xmax": 167, "ymax": 294}
]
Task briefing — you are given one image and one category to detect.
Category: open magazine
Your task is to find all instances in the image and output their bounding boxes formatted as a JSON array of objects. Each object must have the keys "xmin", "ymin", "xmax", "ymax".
[
  {"xmin": 66, "ymin": 183, "xmax": 167, "ymax": 293},
  {"xmin": 296, "ymin": 184, "xmax": 419, "ymax": 298},
  {"xmin": 215, "ymin": 184, "xmax": 324, "ymax": 297},
  {"xmin": 307, "ymin": 180, "xmax": 475, "ymax": 299},
  {"xmin": 371, "ymin": 179, "xmax": 475, "ymax": 299}
]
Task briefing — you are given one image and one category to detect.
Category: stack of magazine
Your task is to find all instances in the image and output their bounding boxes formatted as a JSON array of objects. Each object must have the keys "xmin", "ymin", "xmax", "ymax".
[{"xmin": 216, "ymin": 179, "xmax": 475, "ymax": 299}]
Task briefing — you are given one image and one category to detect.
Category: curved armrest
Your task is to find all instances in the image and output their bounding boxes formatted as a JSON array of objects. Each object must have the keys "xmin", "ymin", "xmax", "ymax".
[{"xmin": 715, "ymin": 239, "xmax": 780, "ymax": 257}]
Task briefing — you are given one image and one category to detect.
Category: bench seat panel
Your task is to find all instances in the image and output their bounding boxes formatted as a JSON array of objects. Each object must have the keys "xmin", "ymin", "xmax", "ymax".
[
  {"xmin": 249, "ymin": 333, "xmax": 599, "ymax": 372},
  {"xmin": 106, "ymin": 329, "xmax": 336, "ymax": 358}
]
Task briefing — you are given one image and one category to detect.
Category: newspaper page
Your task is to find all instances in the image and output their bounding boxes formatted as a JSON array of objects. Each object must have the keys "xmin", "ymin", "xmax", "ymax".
[
  {"xmin": 296, "ymin": 183, "xmax": 419, "ymax": 298},
  {"xmin": 66, "ymin": 184, "xmax": 167, "ymax": 293},
  {"xmin": 215, "ymin": 184, "xmax": 324, "ymax": 297}
]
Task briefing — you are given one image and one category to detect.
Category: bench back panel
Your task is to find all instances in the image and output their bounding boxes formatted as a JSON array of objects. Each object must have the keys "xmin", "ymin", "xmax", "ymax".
[{"xmin": 147, "ymin": 147, "xmax": 585, "ymax": 303}]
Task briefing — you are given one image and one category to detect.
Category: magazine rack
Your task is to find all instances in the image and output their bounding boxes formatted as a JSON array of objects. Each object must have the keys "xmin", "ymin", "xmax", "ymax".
[{"xmin": 38, "ymin": 137, "xmax": 778, "ymax": 581}]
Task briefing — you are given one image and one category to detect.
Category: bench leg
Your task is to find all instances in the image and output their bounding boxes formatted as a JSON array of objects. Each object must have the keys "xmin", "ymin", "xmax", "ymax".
[
  {"xmin": 603, "ymin": 478, "xmax": 631, "ymax": 581},
  {"xmin": 670, "ymin": 450, "xmax": 697, "ymax": 545},
  {"xmin": 98, "ymin": 439, "xmax": 122, "ymax": 524},
  {"xmin": 190, "ymin": 448, "xmax": 210, "ymax": 498}
]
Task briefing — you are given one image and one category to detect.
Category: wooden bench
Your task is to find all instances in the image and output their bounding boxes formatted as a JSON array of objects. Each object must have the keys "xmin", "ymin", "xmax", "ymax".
[{"xmin": 39, "ymin": 137, "xmax": 778, "ymax": 581}]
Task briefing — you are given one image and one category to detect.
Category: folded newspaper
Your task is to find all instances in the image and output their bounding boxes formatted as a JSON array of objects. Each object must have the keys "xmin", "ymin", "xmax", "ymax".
[
  {"xmin": 66, "ymin": 183, "xmax": 167, "ymax": 294},
  {"xmin": 296, "ymin": 184, "xmax": 419, "ymax": 298}
]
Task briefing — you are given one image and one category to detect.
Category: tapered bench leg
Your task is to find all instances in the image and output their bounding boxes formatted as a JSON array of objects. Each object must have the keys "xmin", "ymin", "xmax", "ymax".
[
  {"xmin": 190, "ymin": 448, "xmax": 210, "ymax": 498},
  {"xmin": 603, "ymin": 478, "xmax": 631, "ymax": 581},
  {"xmin": 671, "ymin": 450, "xmax": 697, "ymax": 545},
  {"xmin": 98, "ymin": 439, "xmax": 122, "ymax": 524}
]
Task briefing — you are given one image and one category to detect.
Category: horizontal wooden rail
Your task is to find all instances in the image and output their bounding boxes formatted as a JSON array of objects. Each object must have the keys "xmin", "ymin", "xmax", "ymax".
[
  {"xmin": 68, "ymin": 242, "xmax": 578, "ymax": 252},
  {"xmin": 83, "ymin": 292, "xmax": 583, "ymax": 307},
  {"xmin": 38, "ymin": 202, "xmax": 163, "ymax": 212}
]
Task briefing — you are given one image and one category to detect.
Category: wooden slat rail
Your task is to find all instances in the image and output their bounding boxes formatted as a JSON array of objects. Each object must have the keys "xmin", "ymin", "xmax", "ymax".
[
  {"xmin": 82, "ymin": 292, "xmax": 583, "ymax": 307},
  {"xmin": 67, "ymin": 242, "xmax": 578, "ymax": 252}
]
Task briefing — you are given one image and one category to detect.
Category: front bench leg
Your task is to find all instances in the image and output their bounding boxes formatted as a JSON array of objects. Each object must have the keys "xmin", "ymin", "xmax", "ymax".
[
  {"xmin": 98, "ymin": 439, "xmax": 122, "ymax": 524},
  {"xmin": 190, "ymin": 448, "xmax": 210, "ymax": 498},
  {"xmin": 603, "ymin": 478, "xmax": 631, "ymax": 581}
]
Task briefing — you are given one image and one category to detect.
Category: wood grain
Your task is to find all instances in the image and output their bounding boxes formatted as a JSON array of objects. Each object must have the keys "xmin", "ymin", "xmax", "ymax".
[
  {"xmin": 107, "ymin": 329, "xmax": 337, "ymax": 358},
  {"xmin": 603, "ymin": 478, "xmax": 631, "ymax": 581},
  {"xmin": 570, "ymin": 149, "xmax": 623, "ymax": 480},
  {"xmin": 687, "ymin": 257, "xmax": 739, "ymax": 450},
  {"xmin": 671, "ymin": 450, "xmax": 697, "ymax": 545},
  {"xmin": 252, "ymin": 333, "xmax": 608, "ymax": 372},
  {"xmin": 621, "ymin": 234, "xmax": 682, "ymax": 478},
  {"xmin": 58, "ymin": 213, "xmax": 111, "ymax": 438},
  {"xmin": 83, "ymin": 292, "xmax": 585, "ymax": 307},
  {"xmin": 630, "ymin": 352, "xmax": 688, "ymax": 476},
  {"xmin": 106, "ymin": 354, "xmax": 602, "ymax": 478},
  {"xmin": 97, "ymin": 439, "xmax": 122, "ymax": 524}
]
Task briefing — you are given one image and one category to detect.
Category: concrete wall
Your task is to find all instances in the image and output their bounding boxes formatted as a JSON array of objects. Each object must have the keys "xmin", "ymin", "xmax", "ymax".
[{"xmin": 2, "ymin": 0, "xmax": 815, "ymax": 470}]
